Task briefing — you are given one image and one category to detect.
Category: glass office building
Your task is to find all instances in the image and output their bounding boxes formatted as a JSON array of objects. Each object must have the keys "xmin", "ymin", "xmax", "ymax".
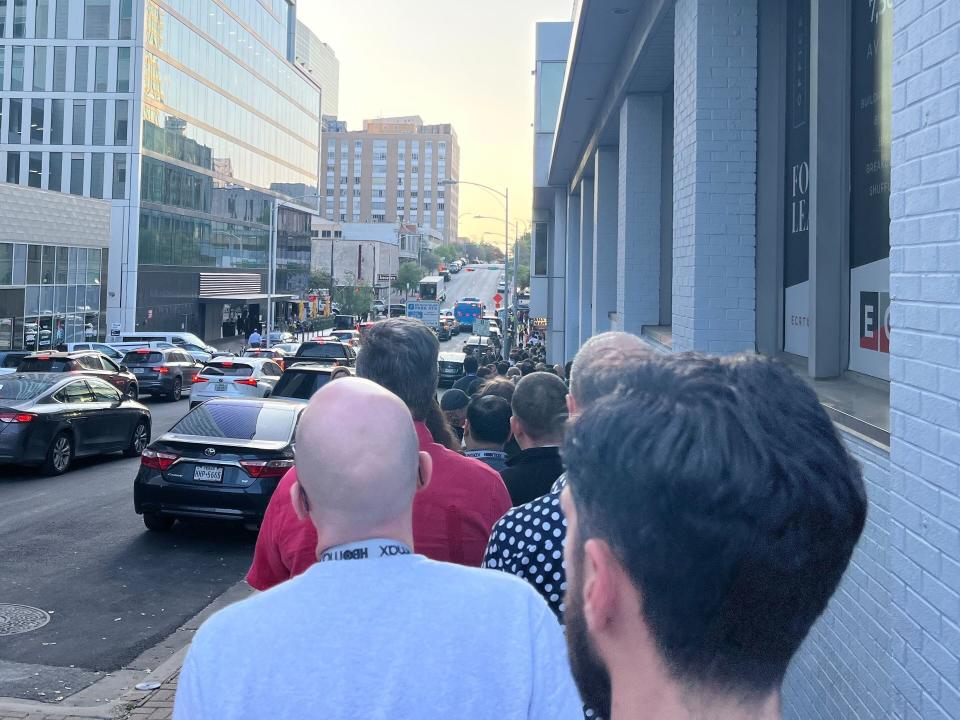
[{"xmin": 0, "ymin": 0, "xmax": 322, "ymax": 340}]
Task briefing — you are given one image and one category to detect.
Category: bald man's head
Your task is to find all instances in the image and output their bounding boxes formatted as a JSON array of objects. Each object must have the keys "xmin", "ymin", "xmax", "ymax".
[
  {"xmin": 294, "ymin": 377, "xmax": 422, "ymax": 537},
  {"xmin": 569, "ymin": 332, "xmax": 654, "ymax": 410}
]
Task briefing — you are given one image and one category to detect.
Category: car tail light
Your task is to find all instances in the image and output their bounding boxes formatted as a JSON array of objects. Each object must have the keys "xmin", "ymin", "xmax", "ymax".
[
  {"xmin": 235, "ymin": 378, "xmax": 259, "ymax": 387},
  {"xmin": 151, "ymin": 367, "xmax": 169, "ymax": 374},
  {"xmin": 0, "ymin": 412, "xmax": 35, "ymax": 423},
  {"xmin": 136, "ymin": 349, "xmax": 150, "ymax": 354},
  {"xmin": 193, "ymin": 375, "xmax": 209, "ymax": 383},
  {"xmin": 141, "ymin": 448, "xmax": 178, "ymax": 471},
  {"xmin": 240, "ymin": 459, "xmax": 294, "ymax": 479},
  {"xmin": 222, "ymin": 361, "xmax": 234, "ymax": 367}
]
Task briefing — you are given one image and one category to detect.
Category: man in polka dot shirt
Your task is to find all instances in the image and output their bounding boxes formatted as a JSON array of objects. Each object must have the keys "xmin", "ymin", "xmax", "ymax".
[{"xmin": 483, "ymin": 333, "xmax": 655, "ymax": 620}]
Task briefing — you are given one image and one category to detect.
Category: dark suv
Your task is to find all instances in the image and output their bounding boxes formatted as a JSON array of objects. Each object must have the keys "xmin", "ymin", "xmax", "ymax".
[
  {"xmin": 271, "ymin": 364, "xmax": 354, "ymax": 403},
  {"xmin": 18, "ymin": 351, "xmax": 140, "ymax": 398},
  {"xmin": 292, "ymin": 340, "xmax": 357, "ymax": 368},
  {"xmin": 120, "ymin": 348, "xmax": 203, "ymax": 401}
]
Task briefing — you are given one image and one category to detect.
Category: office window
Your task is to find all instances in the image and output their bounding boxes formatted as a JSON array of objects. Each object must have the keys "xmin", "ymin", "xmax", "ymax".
[
  {"xmin": 32, "ymin": 45, "xmax": 46, "ymax": 90},
  {"xmin": 114, "ymin": 99, "xmax": 128, "ymax": 144},
  {"xmin": 54, "ymin": 0, "xmax": 68, "ymax": 38},
  {"xmin": 119, "ymin": 0, "xmax": 132, "ymax": 39},
  {"xmin": 83, "ymin": 0, "xmax": 109, "ymax": 39},
  {"xmin": 11, "ymin": 46, "xmax": 24, "ymax": 90},
  {"xmin": 30, "ymin": 99, "xmax": 44, "ymax": 143},
  {"xmin": 52, "ymin": 45, "xmax": 66, "ymax": 90},
  {"xmin": 48, "ymin": 151, "xmax": 62, "ymax": 191},
  {"xmin": 94, "ymin": 46, "xmax": 107, "ymax": 91},
  {"xmin": 6, "ymin": 152, "xmax": 21, "ymax": 183},
  {"xmin": 69, "ymin": 154, "xmax": 83, "ymax": 195},
  {"xmin": 116, "ymin": 46, "xmax": 130, "ymax": 92},
  {"xmin": 72, "ymin": 100, "xmax": 86, "ymax": 144},
  {"xmin": 12, "ymin": 0, "xmax": 26, "ymax": 37},
  {"xmin": 50, "ymin": 98, "xmax": 63, "ymax": 143},
  {"xmin": 35, "ymin": 0, "xmax": 49, "ymax": 37},
  {"xmin": 89, "ymin": 152, "xmax": 103, "ymax": 198},
  {"xmin": 0, "ymin": 0, "xmax": 6, "ymax": 36},
  {"xmin": 112, "ymin": 153, "xmax": 126, "ymax": 199},
  {"xmin": 7, "ymin": 98, "xmax": 22, "ymax": 144},
  {"xmin": 27, "ymin": 151, "xmax": 41, "ymax": 187},
  {"xmin": 0, "ymin": 47, "xmax": 4, "ymax": 91},
  {"xmin": 74, "ymin": 46, "xmax": 89, "ymax": 91},
  {"xmin": 91, "ymin": 99, "xmax": 105, "ymax": 145}
]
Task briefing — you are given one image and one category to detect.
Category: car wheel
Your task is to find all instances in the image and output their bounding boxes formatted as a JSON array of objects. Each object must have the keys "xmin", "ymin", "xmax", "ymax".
[
  {"xmin": 168, "ymin": 378, "xmax": 182, "ymax": 402},
  {"xmin": 124, "ymin": 420, "xmax": 150, "ymax": 458},
  {"xmin": 127, "ymin": 383, "xmax": 138, "ymax": 401},
  {"xmin": 42, "ymin": 432, "xmax": 73, "ymax": 476},
  {"xmin": 143, "ymin": 512, "xmax": 175, "ymax": 532}
]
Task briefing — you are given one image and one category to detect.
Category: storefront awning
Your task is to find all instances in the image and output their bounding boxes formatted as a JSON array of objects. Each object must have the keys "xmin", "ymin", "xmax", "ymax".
[{"xmin": 198, "ymin": 294, "xmax": 297, "ymax": 303}]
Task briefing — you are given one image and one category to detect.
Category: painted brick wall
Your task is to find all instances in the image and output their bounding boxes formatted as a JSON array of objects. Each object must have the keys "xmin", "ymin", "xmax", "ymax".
[
  {"xmin": 672, "ymin": 0, "xmax": 758, "ymax": 353},
  {"xmin": 782, "ymin": 435, "xmax": 893, "ymax": 720},
  {"xmin": 618, "ymin": 94, "xmax": 663, "ymax": 332}
]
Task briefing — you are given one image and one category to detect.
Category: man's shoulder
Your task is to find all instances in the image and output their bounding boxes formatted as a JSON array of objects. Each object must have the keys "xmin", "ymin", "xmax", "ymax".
[
  {"xmin": 420, "ymin": 557, "xmax": 555, "ymax": 608},
  {"xmin": 491, "ymin": 490, "xmax": 563, "ymax": 535}
]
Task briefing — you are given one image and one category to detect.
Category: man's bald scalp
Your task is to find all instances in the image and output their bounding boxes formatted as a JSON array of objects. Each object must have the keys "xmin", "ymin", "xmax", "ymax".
[
  {"xmin": 569, "ymin": 332, "xmax": 654, "ymax": 409},
  {"xmin": 295, "ymin": 378, "xmax": 420, "ymax": 530}
]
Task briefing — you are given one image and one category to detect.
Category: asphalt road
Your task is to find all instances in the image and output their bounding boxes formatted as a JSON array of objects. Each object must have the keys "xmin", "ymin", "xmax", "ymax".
[{"xmin": 0, "ymin": 264, "xmax": 505, "ymax": 703}]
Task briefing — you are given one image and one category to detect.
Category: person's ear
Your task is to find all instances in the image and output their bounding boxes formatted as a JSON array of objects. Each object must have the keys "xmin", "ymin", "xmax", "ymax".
[
  {"xmin": 510, "ymin": 415, "xmax": 523, "ymax": 442},
  {"xmin": 416, "ymin": 451, "xmax": 433, "ymax": 493},
  {"xmin": 582, "ymin": 538, "xmax": 620, "ymax": 636},
  {"xmin": 463, "ymin": 418, "xmax": 472, "ymax": 440},
  {"xmin": 290, "ymin": 480, "xmax": 309, "ymax": 521},
  {"xmin": 566, "ymin": 393, "xmax": 577, "ymax": 416}
]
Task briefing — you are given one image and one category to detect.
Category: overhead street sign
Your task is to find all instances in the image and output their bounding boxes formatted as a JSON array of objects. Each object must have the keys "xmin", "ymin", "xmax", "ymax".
[{"xmin": 493, "ymin": 293, "xmax": 503, "ymax": 305}]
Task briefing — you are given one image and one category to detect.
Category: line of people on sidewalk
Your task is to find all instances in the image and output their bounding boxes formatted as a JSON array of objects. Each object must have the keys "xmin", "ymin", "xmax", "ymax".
[{"xmin": 173, "ymin": 318, "xmax": 868, "ymax": 720}]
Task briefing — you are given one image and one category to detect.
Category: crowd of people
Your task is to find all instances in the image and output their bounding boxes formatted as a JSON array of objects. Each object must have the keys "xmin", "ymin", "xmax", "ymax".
[{"xmin": 174, "ymin": 318, "xmax": 869, "ymax": 720}]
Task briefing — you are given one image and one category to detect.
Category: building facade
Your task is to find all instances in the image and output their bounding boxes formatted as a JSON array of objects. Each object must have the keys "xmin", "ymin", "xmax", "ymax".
[
  {"xmin": 534, "ymin": 1, "xmax": 960, "ymax": 718},
  {"xmin": 295, "ymin": 19, "xmax": 337, "ymax": 118},
  {"xmin": 0, "ymin": 183, "xmax": 110, "ymax": 351},
  {"xmin": 310, "ymin": 220, "xmax": 402, "ymax": 294},
  {"xmin": 0, "ymin": 0, "xmax": 322, "ymax": 341},
  {"xmin": 320, "ymin": 116, "xmax": 460, "ymax": 244}
]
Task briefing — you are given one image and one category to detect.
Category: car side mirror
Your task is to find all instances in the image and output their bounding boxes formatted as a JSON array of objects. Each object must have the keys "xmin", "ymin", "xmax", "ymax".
[{"xmin": 120, "ymin": 365, "xmax": 129, "ymax": 372}]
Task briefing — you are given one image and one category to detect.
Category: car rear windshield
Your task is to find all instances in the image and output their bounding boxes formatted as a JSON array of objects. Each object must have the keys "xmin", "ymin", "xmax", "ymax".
[
  {"xmin": 0, "ymin": 377, "xmax": 57, "ymax": 400},
  {"xmin": 123, "ymin": 351, "xmax": 164, "ymax": 365},
  {"xmin": 201, "ymin": 363, "xmax": 254, "ymax": 378},
  {"xmin": 271, "ymin": 370, "xmax": 331, "ymax": 401},
  {"xmin": 1, "ymin": 354, "xmax": 26, "ymax": 368},
  {"xmin": 18, "ymin": 359, "xmax": 70, "ymax": 372},
  {"xmin": 297, "ymin": 343, "xmax": 347, "ymax": 359},
  {"xmin": 171, "ymin": 402, "xmax": 297, "ymax": 442}
]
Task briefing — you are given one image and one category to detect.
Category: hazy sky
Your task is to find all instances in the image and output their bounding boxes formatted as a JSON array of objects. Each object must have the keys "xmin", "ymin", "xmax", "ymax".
[{"xmin": 297, "ymin": 0, "xmax": 572, "ymax": 247}]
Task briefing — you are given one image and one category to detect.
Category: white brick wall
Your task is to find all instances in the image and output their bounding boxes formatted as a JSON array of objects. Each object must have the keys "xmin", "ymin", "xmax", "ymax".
[
  {"xmin": 618, "ymin": 94, "xmax": 663, "ymax": 332},
  {"xmin": 672, "ymin": 0, "xmax": 758, "ymax": 353}
]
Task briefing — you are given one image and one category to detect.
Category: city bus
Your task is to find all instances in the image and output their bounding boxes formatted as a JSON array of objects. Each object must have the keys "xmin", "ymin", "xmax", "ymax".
[
  {"xmin": 454, "ymin": 300, "xmax": 483, "ymax": 332},
  {"xmin": 419, "ymin": 276, "xmax": 445, "ymax": 302}
]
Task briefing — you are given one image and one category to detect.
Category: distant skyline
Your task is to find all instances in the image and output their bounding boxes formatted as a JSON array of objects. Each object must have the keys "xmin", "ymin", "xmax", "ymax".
[{"xmin": 297, "ymin": 0, "xmax": 572, "ymax": 247}]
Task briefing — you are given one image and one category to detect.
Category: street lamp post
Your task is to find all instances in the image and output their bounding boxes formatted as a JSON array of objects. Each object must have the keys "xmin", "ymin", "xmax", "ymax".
[
  {"xmin": 476, "ymin": 216, "xmax": 529, "ymax": 357},
  {"xmin": 268, "ymin": 193, "xmax": 320, "ymax": 347},
  {"xmin": 440, "ymin": 179, "xmax": 509, "ymax": 360}
]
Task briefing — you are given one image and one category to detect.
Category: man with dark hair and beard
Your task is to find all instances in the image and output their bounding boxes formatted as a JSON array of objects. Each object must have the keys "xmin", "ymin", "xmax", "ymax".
[{"xmin": 560, "ymin": 353, "xmax": 867, "ymax": 720}]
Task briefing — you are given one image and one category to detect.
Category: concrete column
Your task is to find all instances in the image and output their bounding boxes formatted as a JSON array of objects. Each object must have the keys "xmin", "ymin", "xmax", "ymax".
[
  {"xmin": 579, "ymin": 176, "xmax": 595, "ymax": 346},
  {"xmin": 672, "ymin": 0, "xmax": 758, "ymax": 353},
  {"xmin": 547, "ymin": 187, "xmax": 567, "ymax": 363},
  {"xmin": 593, "ymin": 149, "xmax": 618, "ymax": 333},
  {"xmin": 618, "ymin": 94, "xmax": 663, "ymax": 334},
  {"xmin": 565, "ymin": 190, "xmax": 581, "ymax": 360}
]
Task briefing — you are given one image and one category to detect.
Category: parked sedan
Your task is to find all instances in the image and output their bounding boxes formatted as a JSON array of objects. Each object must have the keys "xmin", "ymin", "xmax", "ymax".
[
  {"xmin": 241, "ymin": 347, "xmax": 289, "ymax": 370},
  {"xmin": 292, "ymin": 340, "xmax": 357, "ymax": 368},
  {"xmin": 0, "ymin": 374, "xmax": 151, "ymax": 475},
  {"xmin": 18, "ymin": 351, "xmax": 140, "ymax": 399},
  {"xmin": 270, "ymin": 363, "xmax": 353, "ymax": 403},
  {"xmin": 189, "ymin": 358, "xmax": 284, "ymax": 409},
  {"xmin": 120, "ymin": 348, "xmax": 203, "ymax": 401},
  {"xmin": 133, "ymin": 398, "xmax": 304, "ymax": 531}
]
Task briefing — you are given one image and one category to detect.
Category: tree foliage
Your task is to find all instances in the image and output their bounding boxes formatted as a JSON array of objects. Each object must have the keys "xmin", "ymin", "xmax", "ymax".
[
  {"xmin": 393, "ymin": 261, "xmax": 424, "ymax": 291},
  {"xmin": 309, "ymin": 269, "xmax": 333, "ymax": 294},
  {"xmin": 420, "ymin": 250, "xmax": 440, "ymax": 273},
  {"xmin": 332, "ymin": 279, "xmax": 375, "ymax": 317}
]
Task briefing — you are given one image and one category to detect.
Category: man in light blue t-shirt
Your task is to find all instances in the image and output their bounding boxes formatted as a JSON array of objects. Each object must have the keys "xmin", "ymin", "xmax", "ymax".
[{"xmin": 174, "ymin": 377, "xmax": 583, "ymax": 720}]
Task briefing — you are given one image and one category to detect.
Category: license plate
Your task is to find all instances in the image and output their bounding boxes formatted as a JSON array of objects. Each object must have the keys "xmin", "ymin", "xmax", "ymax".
[
  {"xmin": 215, "ymin": 383, "xmax": 227, "ymax": 391},
  {"xmin": 193, "ymin": 465, "xmax": 223, "ymax": 482},
  {"xmin": 133, "ymin": 368, "xmax": 145, "ymax": 374}
]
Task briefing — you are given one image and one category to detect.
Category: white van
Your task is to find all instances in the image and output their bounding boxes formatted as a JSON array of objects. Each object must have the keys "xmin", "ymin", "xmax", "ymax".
[{"xmin": 116, "ymin": 332, "xmax": 215, "ymax": 362}]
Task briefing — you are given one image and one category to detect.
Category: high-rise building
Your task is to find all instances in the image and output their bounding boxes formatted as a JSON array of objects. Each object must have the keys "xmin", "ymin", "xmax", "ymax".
[
  {"xmin": 320, "ymin": 116, "xmax": 460, "ymax": 245},
  {"xmin": 0, "ymin": 0, "xmax": 322, "ymax": 341},
  {"xmin": 295, "ymin": 20, "xmax": 338, "ymax": 118}
]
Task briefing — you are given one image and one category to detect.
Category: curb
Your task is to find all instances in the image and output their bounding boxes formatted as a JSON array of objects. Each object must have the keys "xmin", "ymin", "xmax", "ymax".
[{"xmin": 0, "ymin": 580, "xmax": 253, "ymax": 719}]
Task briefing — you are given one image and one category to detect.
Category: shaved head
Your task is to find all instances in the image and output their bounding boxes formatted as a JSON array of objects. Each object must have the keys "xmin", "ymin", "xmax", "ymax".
[
  {"xmin": 569, "ymin": 332, "xmax": 653, "ymax": 409},
  {"xmin": 294, "ymin": 377, "xmax": 421, "ymax": 539}
]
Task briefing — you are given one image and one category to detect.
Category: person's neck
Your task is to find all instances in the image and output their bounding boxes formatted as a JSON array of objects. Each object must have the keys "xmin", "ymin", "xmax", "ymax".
[
  {"xmin": 609, "ymin": 670, "xmax": 781, "ymax": 720},
  {"xmin": 314, "ymin": 520, "xmax": 414, "ymax": 558},
  {"xmin": 466, "ymin": 441, "xmax": 504, "ymax": 453},
  {"xmin": 518, "ymin": 437, "xmax": 562, "ymax": 451}
]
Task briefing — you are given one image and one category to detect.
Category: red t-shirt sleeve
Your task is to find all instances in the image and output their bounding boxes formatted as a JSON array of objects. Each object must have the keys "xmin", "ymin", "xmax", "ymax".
[{"xmin": 246, "ymin": 469, "xmax": 297, "ymax": 591}]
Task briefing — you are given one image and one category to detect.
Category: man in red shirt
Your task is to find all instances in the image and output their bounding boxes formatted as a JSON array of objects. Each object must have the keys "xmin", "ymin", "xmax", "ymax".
[{"xmin": 248, "ymin": 318, "xmax": 512, "ymax": 590}]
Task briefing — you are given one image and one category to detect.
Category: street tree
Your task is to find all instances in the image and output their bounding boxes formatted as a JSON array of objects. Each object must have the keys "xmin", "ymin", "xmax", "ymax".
[{"xmin": 393, "ymin": 262, "xmax": 424, "ymax": 293}]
